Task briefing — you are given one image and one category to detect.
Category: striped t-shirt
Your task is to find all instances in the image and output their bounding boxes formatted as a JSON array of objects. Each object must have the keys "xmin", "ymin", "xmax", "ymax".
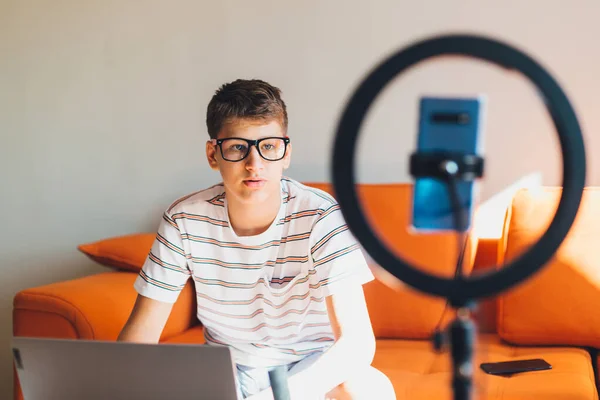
[{"xmin": 134, "ymin": 177, "xmax": 374, "ymax": 367}]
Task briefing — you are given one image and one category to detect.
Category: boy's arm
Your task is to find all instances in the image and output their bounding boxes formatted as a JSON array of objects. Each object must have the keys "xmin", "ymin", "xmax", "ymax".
[
  {"xmin": 119, "ymin": 211, "xmax": 192, "ymax": 343},
  {"xmin": 117, "ymin": 294, "xmax": 175, "ymax": 343},
  {"xmin": 288, "ymin": 282, "xmax": 376, "ymax": 398},
  {"xmin": 250, "ymin": 282, "xmax": 376, "ymax": 400}
]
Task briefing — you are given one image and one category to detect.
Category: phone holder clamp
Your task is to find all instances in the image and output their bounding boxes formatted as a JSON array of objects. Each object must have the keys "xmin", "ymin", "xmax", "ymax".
[{"xmin": 409, "ymin": 151, "xmax": 484, "ymax": 181}]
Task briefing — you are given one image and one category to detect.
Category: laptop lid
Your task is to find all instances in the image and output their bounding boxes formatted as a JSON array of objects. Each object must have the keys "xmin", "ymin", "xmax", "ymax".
[{"xmin": 12, "ymin": 336, "xmax": 239, "ymax": 400}]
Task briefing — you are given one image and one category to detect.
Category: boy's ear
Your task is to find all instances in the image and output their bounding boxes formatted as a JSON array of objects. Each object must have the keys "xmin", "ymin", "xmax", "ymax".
[
  {"xmin": 206, "ymin": 140, "xmax": 219, "ymax": 171},
  {"xmin": 282, "ymin": 142, "xmax": 292, "ymax": 170}
]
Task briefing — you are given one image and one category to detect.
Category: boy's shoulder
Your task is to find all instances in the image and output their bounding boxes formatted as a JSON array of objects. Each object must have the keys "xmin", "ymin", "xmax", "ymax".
[
  {"xmin": 164, "ymin": 182, "xmax": 226, "ymax": 216},
  {"xmin": 281, "ymin": 177, "xmax": 339, "ymax": 212}
]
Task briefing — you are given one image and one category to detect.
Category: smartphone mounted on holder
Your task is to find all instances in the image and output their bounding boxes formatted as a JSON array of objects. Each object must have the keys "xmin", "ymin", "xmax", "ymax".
[{"xmin": 411, "ymin": 96, "xmax": 485, "ymax": 232}]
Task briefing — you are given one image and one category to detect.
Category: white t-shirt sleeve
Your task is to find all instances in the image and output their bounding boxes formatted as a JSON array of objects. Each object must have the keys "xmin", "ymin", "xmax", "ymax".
[
  {"xmin": 309, "ymin": 203, "xmax": 374, "ymax": 298},
  {"xmin": 133, "ymin": 211, "xmax": 192, "ymax": 303}
]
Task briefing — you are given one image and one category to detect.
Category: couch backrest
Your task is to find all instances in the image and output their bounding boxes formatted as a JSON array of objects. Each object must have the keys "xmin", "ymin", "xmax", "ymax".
[{"xmin": 303, "ymin": 182, "xmax": 478, "ymax": 339}]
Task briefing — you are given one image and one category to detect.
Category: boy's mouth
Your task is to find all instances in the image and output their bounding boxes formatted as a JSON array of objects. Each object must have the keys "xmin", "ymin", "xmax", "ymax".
[{"xmin": 243, "ymin": 178, "xmax": 266, "ymax": 188}]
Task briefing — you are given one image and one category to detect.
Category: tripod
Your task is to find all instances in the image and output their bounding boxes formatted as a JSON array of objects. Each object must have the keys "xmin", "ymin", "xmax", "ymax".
[
  {"xmin": 434, "ymin": 298, "xmax": 478, "ymax": 400},
  {"xmin": 411, "ymin": 151, "xmax": 484, "ymax": 400}
]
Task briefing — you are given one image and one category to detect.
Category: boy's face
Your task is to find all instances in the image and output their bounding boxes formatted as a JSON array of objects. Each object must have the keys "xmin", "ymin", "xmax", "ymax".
[{"xmin": 205, "ymin": 118, "xmax": 292, "ymax": 206}]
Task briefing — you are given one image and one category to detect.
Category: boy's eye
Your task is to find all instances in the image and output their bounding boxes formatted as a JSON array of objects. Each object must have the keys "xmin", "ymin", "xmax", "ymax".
[{"xmin": 224, "ymin": 142, "xmax": 247, "ymax": 152}]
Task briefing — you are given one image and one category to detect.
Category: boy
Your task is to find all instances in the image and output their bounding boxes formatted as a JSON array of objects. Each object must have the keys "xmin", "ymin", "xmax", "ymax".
[{"xmin": 118, "ymin": 79, "xmax": 395, "ymax": 400}]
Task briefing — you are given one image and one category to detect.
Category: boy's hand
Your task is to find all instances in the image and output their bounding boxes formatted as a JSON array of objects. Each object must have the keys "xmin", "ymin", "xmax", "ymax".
[{"xmin": 325, "ymin": 384, "xmax": 352, "ymax": 400}]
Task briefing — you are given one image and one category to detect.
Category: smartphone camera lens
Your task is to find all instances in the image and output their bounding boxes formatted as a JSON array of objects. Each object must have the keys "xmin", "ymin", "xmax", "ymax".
[{"xmin": 431, "ymin": 112, "xmax": 470, "ymax": 125}]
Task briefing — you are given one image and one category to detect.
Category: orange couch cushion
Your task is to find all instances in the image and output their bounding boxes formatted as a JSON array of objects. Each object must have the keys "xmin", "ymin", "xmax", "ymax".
[
  {"xmin": 162, "ymin": 325, "xmax": 206, "ymax": 344},
  {"xmin": 78, "ymin": 233, "xmax": 155, "ymax": 272},
  {"xmin": 373, "ymin": 334, "xmax": 597, "ymax": 400},
  {"xmin": 471, "ymin": 238, "xmax": 501, "ymax": 334},
  {"xmin": 304, "ymin": 182, "xmax": 477, "ymax": 340},
  {"xmin": 497, "ymin": 187, "xmax": 600, "ymax": 348}
]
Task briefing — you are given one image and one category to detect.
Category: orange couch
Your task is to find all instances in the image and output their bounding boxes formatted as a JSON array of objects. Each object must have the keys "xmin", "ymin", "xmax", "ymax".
[{"xmin": 12, "ymin": 183, "xmax": 600, "ymax": 399}]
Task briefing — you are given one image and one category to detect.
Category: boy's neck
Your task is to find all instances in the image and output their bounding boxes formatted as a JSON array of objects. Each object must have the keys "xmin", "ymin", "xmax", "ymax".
[{"xmin": 227, "ymin": 191, "xmax": 281, "ymax": 237}]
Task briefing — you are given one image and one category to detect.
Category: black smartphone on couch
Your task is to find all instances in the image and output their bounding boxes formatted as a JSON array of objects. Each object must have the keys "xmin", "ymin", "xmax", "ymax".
[{"xmin": 480, "ymin": 358, "xmax": 552, "ymax": 376}]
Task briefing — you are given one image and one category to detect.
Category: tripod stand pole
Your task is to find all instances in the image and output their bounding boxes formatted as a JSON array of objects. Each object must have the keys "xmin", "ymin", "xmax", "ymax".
[{"xmin": 449, "ymin": 305, "xmax": 476, "ymax": 400}]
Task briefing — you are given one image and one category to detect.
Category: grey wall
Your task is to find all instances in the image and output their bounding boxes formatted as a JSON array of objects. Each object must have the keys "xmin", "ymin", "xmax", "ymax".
[{"xmin": 2, "ymin": 0, "xmax": 599, "ymax": 397}]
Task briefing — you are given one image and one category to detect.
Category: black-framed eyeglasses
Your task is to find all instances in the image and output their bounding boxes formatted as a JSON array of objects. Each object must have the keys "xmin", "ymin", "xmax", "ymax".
[{"xmin": 212, "ymin": 137, "xmax": 290, "ymax": 162}]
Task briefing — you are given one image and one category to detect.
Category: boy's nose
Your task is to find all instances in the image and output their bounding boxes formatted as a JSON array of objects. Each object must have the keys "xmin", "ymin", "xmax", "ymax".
[{"xmin": 245, "ymin": 146, "xmax": 264, "ymax": 169}]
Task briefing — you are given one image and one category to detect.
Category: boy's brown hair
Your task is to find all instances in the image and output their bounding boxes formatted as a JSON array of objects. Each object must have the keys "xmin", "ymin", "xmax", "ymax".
[{"xmin": 206, "ymin": 79, "xmax": 288, "ymax": 139}]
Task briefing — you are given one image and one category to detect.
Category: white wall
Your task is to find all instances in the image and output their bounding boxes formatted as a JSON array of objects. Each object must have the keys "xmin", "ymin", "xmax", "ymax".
[{"xmin": 1, "ymin": 0, "xmax": 599, "ymax": 396}]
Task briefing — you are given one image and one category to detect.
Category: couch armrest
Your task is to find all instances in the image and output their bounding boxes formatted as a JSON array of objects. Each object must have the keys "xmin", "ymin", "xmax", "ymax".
[
  {"xmin": 13, "ymin": 271, "xmax": 197, "ymax": 341},
  {"xmin": 12, "ymin": 271, "xmax": 198, "ymax": 400}
]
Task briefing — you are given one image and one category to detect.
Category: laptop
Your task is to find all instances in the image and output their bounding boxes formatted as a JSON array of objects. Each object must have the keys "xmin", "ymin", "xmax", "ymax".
[{"xmin": 12, "ymin": 336, "xmax": 240, "ymax": 400}]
